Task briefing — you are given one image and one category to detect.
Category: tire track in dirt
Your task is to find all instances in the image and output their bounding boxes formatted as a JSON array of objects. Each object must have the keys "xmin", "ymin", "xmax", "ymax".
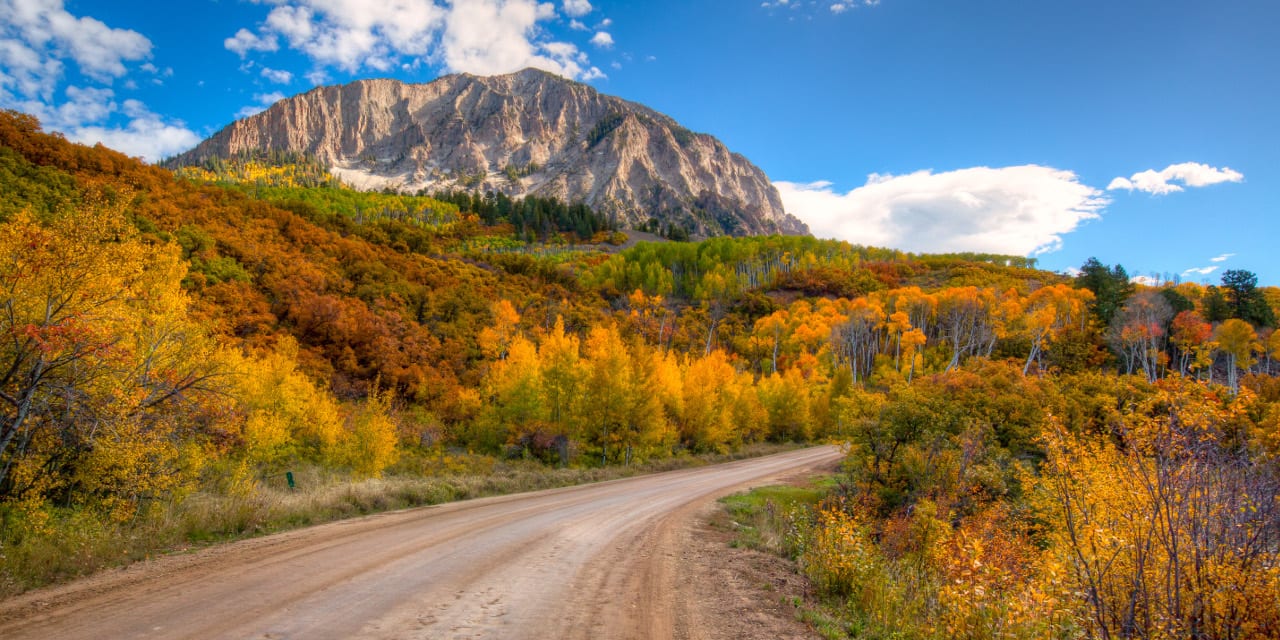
[{"xmin": 0, "ymin": 446, "xmax": 839, "ymax": 639}]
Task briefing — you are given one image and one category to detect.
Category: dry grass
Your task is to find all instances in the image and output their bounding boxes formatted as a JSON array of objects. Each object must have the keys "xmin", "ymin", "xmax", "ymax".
[{"xmin": 1, "ymin": 443, "xmax": 797, "ymax": 598}]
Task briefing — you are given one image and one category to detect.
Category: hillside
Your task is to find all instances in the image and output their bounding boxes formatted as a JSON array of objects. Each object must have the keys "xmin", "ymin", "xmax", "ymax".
[
  {"xmin": 167, "ymin": 69, "xmax": 809, "ymax": 239},
  {"xmin": 2, "ymin": 111, "xmax": 1279, "ymax": 637}
]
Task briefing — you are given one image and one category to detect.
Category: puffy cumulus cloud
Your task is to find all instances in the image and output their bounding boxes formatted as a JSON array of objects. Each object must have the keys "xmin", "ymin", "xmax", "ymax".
[
  {"xmin": 0, "ymin": 0, "xmax": 151, "ymax": 85},
  {"xmin": 776, "ymin": 165, "xmax": 1108, "ymax": 256},
  {"xmin": 563, "ymin": 0, "xmax": 592, "ymax": 17},
  {"xmin": 441, "ymin": 0, "xmax": 600, "ymax": 78},
  {"xmin": 225, "ymin": 27, "xmax": 278, "ymax": 58},
  {"xmin": 231, "ymin": 0, "xmax": 604, "ymax": 81},
  {"xmin": 68, "ymin": 103, "xmax": 200, "ymax": 162},
  {"xmin": 1108, "ymin": 162, "xmax": 1244, "ymax": 195},
  {"xmin": 255, "ymin": 1, "xmax": 445, "ymax": 71},
  {"xmin": 0, "ymin": 1, "xmax": 198, "ymax": 164},
  {"xmin": 260, "ymin": 66, "xmax": 294, "ymax": 84},
  {"xmin": 8, "ymin": 84, "xmax": 113, "ymax": 131},
  {"xmin": 589, "ymin": 31, "xmax": 613, "ymax": 48},
  {"xmin": 25, "ymin": 92, "xmax": 196, "ymax": 162}
]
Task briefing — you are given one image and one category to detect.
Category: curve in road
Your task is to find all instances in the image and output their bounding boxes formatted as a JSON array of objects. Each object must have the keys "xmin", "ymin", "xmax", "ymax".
[{"xmin": 0, "ymin": 445, "xmax": 841, "ymax": 640}]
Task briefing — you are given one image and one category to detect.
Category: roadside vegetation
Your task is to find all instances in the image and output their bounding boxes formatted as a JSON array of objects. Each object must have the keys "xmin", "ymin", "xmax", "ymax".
[
  {"xmin": 726, "ymin": 368, "xmax": 1280, "ymax": 639},
  {"xmin": 2, "ymin": 442, "xmax": 791, "ymax": 596}
]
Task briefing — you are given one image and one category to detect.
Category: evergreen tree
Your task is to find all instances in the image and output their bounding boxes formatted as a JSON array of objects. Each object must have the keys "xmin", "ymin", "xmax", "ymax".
[
  {"xmin": 1221, "ymin": 269, "xmax": 1276, "ymax": 327},
  {"xmin": 1075, "ymin": 257, "xmax": 1134, "ymax": 326}
]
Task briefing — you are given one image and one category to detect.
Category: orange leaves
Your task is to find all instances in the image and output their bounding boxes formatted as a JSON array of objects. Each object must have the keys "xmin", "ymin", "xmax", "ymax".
[{"xmin": 478, "ymin": 299, "xmax": 521, "ymax": 361}]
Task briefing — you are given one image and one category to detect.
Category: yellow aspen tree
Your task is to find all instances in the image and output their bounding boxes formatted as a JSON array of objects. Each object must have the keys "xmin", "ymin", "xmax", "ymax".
[
  {"xmin": 227, "ymin": 339, "xmax": 345, "ymax": 467},
  {"xmin": 753, "ymin": 309, "xmax": 791, "ymax": 374},
  {"xmin": 1215, "ymin": 318, "xmax": 1258, "ymax": 393},
  {"xmin": 680, "ymin": 350, "xmax": 738, "ymax": 452},
  {"xmin": 340, "ymin": 383, "xmax": 399, "ymax": 477},
  {"xmin": 579, "ymin": 325, "xmax": 634, "ymax": 465},
  {"xmin": 478, "ymin": 299, "xmax": 521, "ymax": 360},
  {"xmin": 538, "ymin": 316, "xmax": 582, "ymax": 437},
  {"xmin": 1, "ymin": 202, "xmax": 220, "ymax": 500}
]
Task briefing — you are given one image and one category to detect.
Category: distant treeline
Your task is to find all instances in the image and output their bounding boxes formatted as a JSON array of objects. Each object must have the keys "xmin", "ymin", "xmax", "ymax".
[{"xmin": 431, "ymin": 189, "xmax": 616, "ymax": 242}]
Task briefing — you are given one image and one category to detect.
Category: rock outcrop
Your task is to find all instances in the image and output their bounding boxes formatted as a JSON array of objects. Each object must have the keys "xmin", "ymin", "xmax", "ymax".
[{"xmin": 170, "ymin": 69, "xmax": 808, "ymax": 237}]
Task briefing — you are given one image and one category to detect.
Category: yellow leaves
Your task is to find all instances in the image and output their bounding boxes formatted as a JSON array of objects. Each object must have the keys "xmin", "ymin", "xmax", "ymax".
[
  {"xmin": 680, "ymin": 350, "xmax": 742, "ymax": 452},
  {"xmin": 478, "ymin": 299, "xmax": 521, "ymax": 360},
  {"xmin": 1205, "ymin": 317, "xmax": 1258, "ymax": 392},
  {"xmin": 757, "ymin": 367, "xmax": 814, "ymax": 441},
  {"xmin": 1037, "ymin": 378, "xmax": 1280, "ymax": 638},
  {"xmin": 223, "ymin": 339, "xmax": 344, "ymax": 466},
  {"xmin": 339, "ymin": 383, "xmax": 399, "ymax": 478},
  {"xmin": 801, "ymin": 507, "xmax": 881, "ymax": 597},
  {"xmin": 1, "ymin": 199, "xmax": 230, "ymax": 512},
  {"xmin": 225, "ymin": 340, "xmax": 402, "ymax": 477}
]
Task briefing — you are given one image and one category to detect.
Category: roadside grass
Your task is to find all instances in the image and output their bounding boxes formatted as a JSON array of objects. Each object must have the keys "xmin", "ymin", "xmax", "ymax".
[
  {"xmin": 1, "ymin": 443, "xmax": 799, "ymax": 599},
  {"xmin": 719, "ymin": 482, "xmax": 826, "ymax": 552},
  {"xmin": 718, "ymin": 475, "xmax": 858, "ymax": 639}
]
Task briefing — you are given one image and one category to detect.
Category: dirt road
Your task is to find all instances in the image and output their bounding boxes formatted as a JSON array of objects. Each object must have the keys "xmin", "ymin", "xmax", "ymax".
[{"xmin": 0, "ymin": 446, "xmax": 839, "ymax": 639}]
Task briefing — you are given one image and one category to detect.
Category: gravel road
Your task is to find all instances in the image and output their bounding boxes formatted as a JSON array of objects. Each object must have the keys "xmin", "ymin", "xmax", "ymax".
[{"xmin": 0, "ymin": 446, "xmax": 840, "ymax": 639}]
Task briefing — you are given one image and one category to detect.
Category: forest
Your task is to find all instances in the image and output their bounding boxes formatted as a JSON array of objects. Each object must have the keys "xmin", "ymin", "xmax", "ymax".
[{"xmin": 1, "ymin": 109, "xmax": 1277, "ymax": 637}]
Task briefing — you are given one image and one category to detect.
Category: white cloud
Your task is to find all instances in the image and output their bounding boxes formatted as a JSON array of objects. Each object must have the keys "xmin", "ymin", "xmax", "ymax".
[
  {"xmin": 569, "ymin": 19, "xmax": 588, "ymax": 30},
  {"xmin": 232, "ymin": 0, "xmax": 601, "ymax": 81},
  {"xmin": 0, "ymin": 0, "xmax": 151, "ymax": 83},
  {"xmin": 1108, "ymin": 162, "xmax": 1244, "ymax": 195},
  {"xmin": 0, "ymin": 1, "xmax": 198, "ymax": 163},
  {"xmin": 44, "ymin": 85, "xmax": 115, "ymax": 128},
  {"xmin": 563, "ymin": 0, "xmax": 591, "ymax": 17},
  {"xmin": 1181, "ymin": 253, "xmax": 1236, "ymax": 280},
  {"xmin": 590, "ymin": 31, "xmax": 613, "ymax": 48},
  {"xmin": 1183, "ymin": 265, "xmax": 1220, "ymax": 277},
  {"xmin": 224, "ymin": 27, "xmax": 278, "ymax": 57},
  {"xmin": 0, "ymin": 0, "xmax": 151, "ymax": 106},
  {"xmin": 235, "ymin": 91, "xmax": 287, "ymax": 119},
  {"xmin": 776, "ymin": 165, "xmax": 1108, "ymax": 256},
  {"xmin": 259, "ymin": 1, "xmax": 444, "ymax": 72},
  {"xmin": 441, "ymin": 0, "xmax": 591, "ymax": 78},
  {"xmin": 769, "ymin": 0, "xmax": 878, "ymax": 15},
  {"xmin": 260, "ymin": 66, "xmax": 294, "ymax": 84},
  {"xmin": 65, "ymin": 97, "xmax": 199, "ymax": 162},
  {"xmin": 1129, "ymin": 275, "xmax": 1160, "ymax": 287}
]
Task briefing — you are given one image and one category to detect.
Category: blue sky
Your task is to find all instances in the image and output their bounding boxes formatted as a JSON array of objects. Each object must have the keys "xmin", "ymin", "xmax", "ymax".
[{"xmin": 2, "ymin": 0, "xmax": 1277, "ymax": 284}]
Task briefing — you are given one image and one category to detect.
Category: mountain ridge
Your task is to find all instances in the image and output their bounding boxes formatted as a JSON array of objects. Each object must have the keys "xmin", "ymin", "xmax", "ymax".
[{"xmin": 168, "ymin": 68, "xmax": 810, "ymax": 238}]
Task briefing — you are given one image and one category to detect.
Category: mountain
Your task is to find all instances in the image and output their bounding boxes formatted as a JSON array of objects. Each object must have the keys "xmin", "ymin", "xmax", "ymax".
[{"xmin": 168, "ymin": 68, "xmax": 809, "ymax": 238}]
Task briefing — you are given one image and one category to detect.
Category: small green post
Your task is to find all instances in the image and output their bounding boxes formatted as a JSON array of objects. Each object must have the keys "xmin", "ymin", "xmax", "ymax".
[{"xmin": 286, "ymin": 471, "xmax": 296, "ymax": 490}]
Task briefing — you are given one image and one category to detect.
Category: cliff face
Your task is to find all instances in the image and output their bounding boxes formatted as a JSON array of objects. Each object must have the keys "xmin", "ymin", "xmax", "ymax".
[{"xmin": 170, "ymin": 69, "xmax": 809, "ymax": 237}]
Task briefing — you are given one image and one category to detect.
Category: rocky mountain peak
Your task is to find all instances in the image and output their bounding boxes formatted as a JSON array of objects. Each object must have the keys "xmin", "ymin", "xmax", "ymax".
[{"xmin": 169, "ymin": 69, "xmax": 809, "ymax": 238}]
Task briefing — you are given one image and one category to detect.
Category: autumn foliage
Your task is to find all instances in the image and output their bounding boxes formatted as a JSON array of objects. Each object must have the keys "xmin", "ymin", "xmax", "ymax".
[{"xmin": 2, "ymin": 108, "xmax": 1279, "ymax": 633}]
